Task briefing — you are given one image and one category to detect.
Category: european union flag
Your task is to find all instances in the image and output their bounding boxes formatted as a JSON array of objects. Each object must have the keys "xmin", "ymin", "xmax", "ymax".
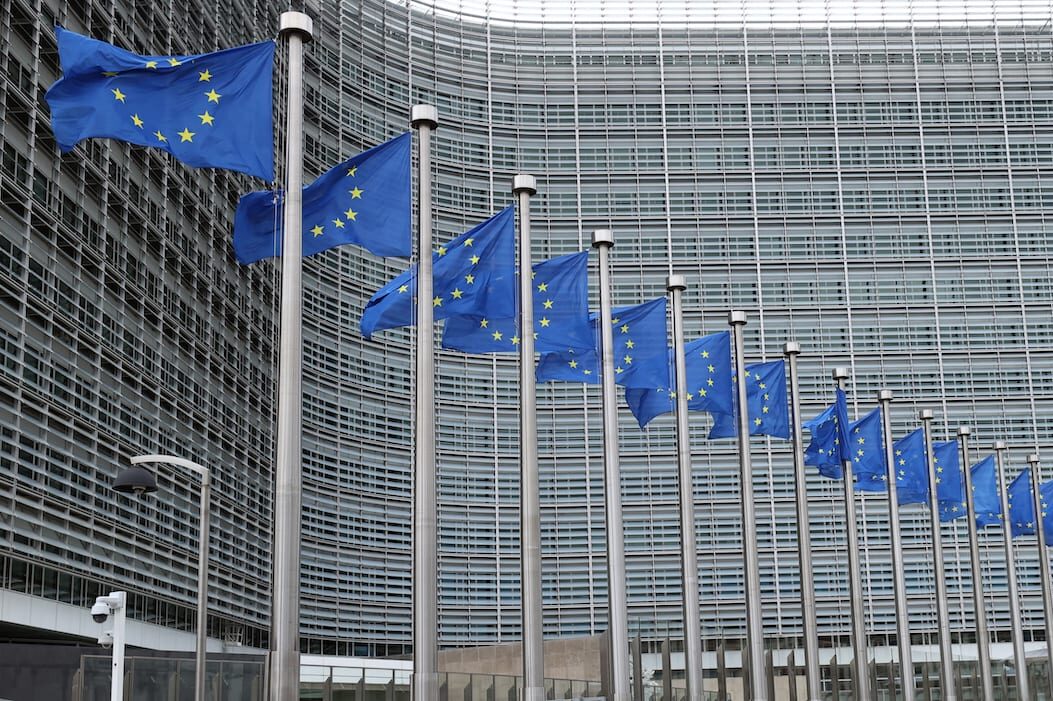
[
  {"xmin": 232, "ymin": 133, "xmax": 411, "ymax": 263},
  {"xmin": 707, "ymin": 360, "xmax": 790, "ymax": 440},
  {"xmin": 1006, "ymin": 471, "xmax": 1053, "ymax": 539},
  {"xmin": 535, "ymin": 298, "xmax": 669, "ymax": 390},
  {"xmin": 440, "ymin": 251, "xmax": 592, "ymax": 355},
  {"xmin": 847, "ymin": 407, "xmax": 887, "ymax": 492},
  {"xmin": 803, "ymin": 388, "xmax": 850, "ymax": 479},
  {"xmin": 623, "ymin": 331, "xmax": 733, "ymax": 429},
  {"xmin": 892, "ymin": 429, "xmax": 929, "ymax": 506},
  {"xmin": 934, "ymin": 441, "xmax": 966, "ymax": 522},
  {"xmin": 970, "ymin": 456, "xmax": 1002, "ymax": 528},
  {"xmin": 1008, "ymin": 470, "xmax": 1037, "ymax": 538},
  {"xmin": 1041, "ymin": 481, "xmax": 1053, "ymax": 543},
  {"xmin": 46, "ymin": 27, "xmax": 274, "ymax": 180},
  {"xmin": 360, "ymin": 206, "xmax": 515, "ymax": 338}
]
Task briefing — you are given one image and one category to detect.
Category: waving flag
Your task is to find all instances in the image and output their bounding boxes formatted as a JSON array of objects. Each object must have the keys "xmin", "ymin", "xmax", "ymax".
[{"xmin": 46, "ymin": 26, "xmax": 274, "ymax": 180}]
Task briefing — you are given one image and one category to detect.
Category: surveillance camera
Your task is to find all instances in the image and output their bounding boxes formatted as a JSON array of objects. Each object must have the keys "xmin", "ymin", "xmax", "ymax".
[
  {"xmin": 91, "ymin": 600, "xmax": 111, "ymax": 624},
  {"xmin": 98, "ymin": 630, "xmax": 114, "ymax": 649}
]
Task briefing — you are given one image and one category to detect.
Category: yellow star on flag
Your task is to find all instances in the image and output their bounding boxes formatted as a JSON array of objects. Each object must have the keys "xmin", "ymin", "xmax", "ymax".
[
  {"xmin": 131, "ymin": 114, "xmax": 144, "ymax": 128},
  {"xmin": 112, "ymin": 88, "xmax": 126, "ymax": 102},
  {"xmin": 177, "ymin": 127, "xmax": 195, "ymax": 142},
  {"xmin": 205, "ymin": 89, "xmax": 221, "ymax": 103},
  {"xmin": 198, "ymin": 69, "xmax": 212, "ymax": 82},
  {"xmin": 311, "ymin": 225, "xmax": 324, "ymax": 237},
  {"xmin": 350, "ymin": 187, "xmax": 363, "ymax": 199},
  {"xmin": 198, "ymin": 110, "xmax": 215, "ymax": 126}
]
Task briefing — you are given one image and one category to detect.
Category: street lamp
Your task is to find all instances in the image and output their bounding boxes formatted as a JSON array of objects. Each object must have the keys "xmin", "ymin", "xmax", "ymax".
[{"xmin": 114, "ymin": 454, "xmax": 211, "ymax": 701}]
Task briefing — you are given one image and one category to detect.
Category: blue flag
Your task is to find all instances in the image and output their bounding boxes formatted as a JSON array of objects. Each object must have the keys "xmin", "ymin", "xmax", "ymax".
[
  {"xmin": 970, "ymin": 456, "xmax": 1002, "ymax": 528},
  {"xmin": 535, "ymin": 298, "xmax": 669, "ymax": 390},
  {"xmin": 847, "ymin": 407, "xmax": 887, "ymax": 492},
  {"xmin": 46, "ymin": 26, "xmax": 274, "ymax": 180},
  {"xmin": 1041, "ymin": 481, "xmax": 1053, "ymax": 544},
  {"xmin": 623, "ymin": 331, "xmax": 733, "ymax": 429},
  {"xmin": 440, "ymin": 251, "xmax": 592, "ymax": 355},
  {"xmin": 803, "ymin": 388, "xmax": 851, "ymax": 479},
  {"xmin": 233, "ymin": 134, "xmax": 411, "ymax": 262},
  {"xmin": 1008, "ymin": 470, "xmax": 1036, "ymax": 538},
  {"xmin": 708, "ymin": 360, "xmax": 790, "ymax": 440},
  {"xmin": 935, "ymin": 441, "xmax": 966, "ymax": 522},
  {"xmin": 892, "ymin": 429, "xmax": 929, "ymax": 506},
  {"xmin": 360, "ymin": 206, "xmax": 515, "ymax": 338}
]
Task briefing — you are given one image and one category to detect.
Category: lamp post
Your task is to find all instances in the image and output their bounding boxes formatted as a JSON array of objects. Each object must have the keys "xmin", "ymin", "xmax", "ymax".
[{"xmin": 115, "ymin": 454, "xmax": 211, "ymax": 701}]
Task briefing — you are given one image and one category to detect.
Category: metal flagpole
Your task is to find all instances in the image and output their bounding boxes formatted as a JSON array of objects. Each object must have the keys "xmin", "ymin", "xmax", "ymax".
[
  {"xmin": 919, "ymin": 410, "xmax": 956, "ymax": 701},
  {"xmin": 783, "ymin": 343, "xmax": 821, "ymax": 701},
  {"xmin": 957, "ymin": 427, "xmax": 994, "ymax": 698},
  {"xmin": 877, "ymin": 390, "xmax": 915, "ymax": 701},
  {"xmin": 271, "ymin": 12, "xmax": 313, "ymax": 701},
  {"xmin": 411, "ymin": 103, "xmax": 439, "ymax": 701},
  {"xmin": 832, "ymin": 368, "xmax": 870, "ymax": 700},
  {"xmin": 994, "ymin": 442, "xmax": 1030, "ymax": 701},
  {"xmin": 728, "ymin": 311, "xmax": 766, "ymax": 701},
  {"xmin": 667, "ymin": 275, "xmax": 703, "ymax": 701},
  {"xmin": 593, "ymin": 229, "xmax": 631, "ymax": 701},
  {"xmin": 1026, "ymin": 453, "xmax": 1053, "ymax": 695},
  {"xmin": 514, "ymin": 174, "xmax": 545, "ymax": 701}
]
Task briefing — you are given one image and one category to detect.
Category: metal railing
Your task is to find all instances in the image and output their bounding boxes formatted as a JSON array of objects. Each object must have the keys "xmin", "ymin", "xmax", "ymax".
[{"xmin": 75, "ymin": 657, "xmax": 602, "ymax": 701}]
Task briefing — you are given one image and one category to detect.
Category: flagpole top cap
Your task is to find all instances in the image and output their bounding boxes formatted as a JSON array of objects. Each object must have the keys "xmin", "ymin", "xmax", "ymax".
[
  {"xmin": 512, "ymin": 174, "xmax": 537, "ymax": 195},
  {"xmin": 782, "ymin": 341, "xmax": 800, "ymax": 355},
  {"xmin": 958, "ymin": 426, "xmax": 971, "ymax": 437},
  {"xmin": 1028, "ymin": 453, "xmax": 1041, "ymax": 465},
  {"xmin": 591, "ymin": 229, "xmax": 613, "ymax": 247},
  {"xmin": 878, "ymin": 389, "xmax": 893, "ymax": 401},
  {"xmin": 993, "ymin": 440, "xmax": 1008, "ymax": 451},
  {"xmin": 411, "ymin": 105, "xmax": 438, "ymax": 129},
  {"xmin": 666, "ymin": 274, "xmax": 686, "ymax": 291},
  {"xmin": 728, "ymin": 310, "xmax": 747, "ymax": 325},
  {"xmin": 279, "ymin": 12, "xmax": 314, "ymax": 40},
  {"xmin": 918, "ymin": 408, "xmax": 934, "ymax": 420},
  {"xmin": 832, "ymin": 367, "xmax": 849, "ymax": 381}
]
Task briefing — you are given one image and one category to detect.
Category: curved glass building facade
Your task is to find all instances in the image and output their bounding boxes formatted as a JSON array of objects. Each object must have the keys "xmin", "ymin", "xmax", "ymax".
[{"xmin": 2, "ymin": 0, "xmax": 1053, "ymax": 660}]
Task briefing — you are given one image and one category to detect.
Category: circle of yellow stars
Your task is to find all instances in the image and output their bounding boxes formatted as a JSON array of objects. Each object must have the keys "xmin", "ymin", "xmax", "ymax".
[
  {"xmin": 106, "ymin": 58, "xmax": 221, "ymax": 146},
  {"xmin": 310, "ymin": 165, "xmax": 364, "ymax": 239},
  {"xmin": 470, "ymin": 270, "xmax": 560, "ymax": 348},
  {"xmin": 394, "ymin": 233, "xmax": 486, "ymax": 316}
]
